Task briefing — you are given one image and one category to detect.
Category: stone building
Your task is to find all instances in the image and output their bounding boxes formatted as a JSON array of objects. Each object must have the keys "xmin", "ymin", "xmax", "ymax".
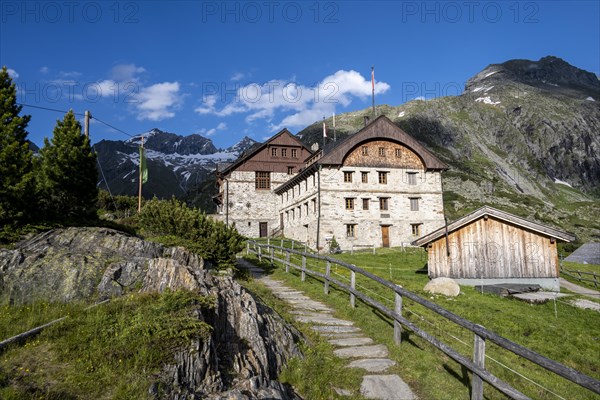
[
  {"xmin": 213, "ymin": 129, "xmax": 311, "ymax": 238},
  {"xmin": 215, "ymin": 116, "xmax": 448, "ymax": 251}
]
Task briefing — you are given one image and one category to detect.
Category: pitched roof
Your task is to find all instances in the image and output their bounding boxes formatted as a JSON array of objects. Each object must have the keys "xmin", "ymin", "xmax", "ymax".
[
  {"xmin": 217, "ymin": 128, "xmax": 310, "ymax": 176},
  {"xmin": 412, "ymin": 206, "xmax": 576, "ymax": 246},
  {"xmin": 317, "ymin": 115, "xmax": 448, "ymax": 170}
]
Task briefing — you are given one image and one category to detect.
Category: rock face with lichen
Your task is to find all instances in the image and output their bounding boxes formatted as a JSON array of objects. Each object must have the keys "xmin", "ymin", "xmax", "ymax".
[{"xmin": 0, "ymin": 227, "xmax": 302, "ymax": 399}]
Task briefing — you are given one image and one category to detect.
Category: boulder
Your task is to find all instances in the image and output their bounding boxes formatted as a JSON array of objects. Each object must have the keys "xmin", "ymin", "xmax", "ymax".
[{"xmin": 424, "ymin": 277, "xmax": 460, "ymax": 297}]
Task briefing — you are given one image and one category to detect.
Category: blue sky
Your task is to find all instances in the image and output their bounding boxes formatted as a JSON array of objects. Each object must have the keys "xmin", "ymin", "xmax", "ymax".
[{"xmin": 1, "ymin": 1, "xmax": 598, "ymax": 149}]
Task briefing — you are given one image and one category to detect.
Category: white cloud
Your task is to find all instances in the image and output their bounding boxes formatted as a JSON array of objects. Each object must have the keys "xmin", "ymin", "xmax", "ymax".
[
  {"xmin": 59, "ymin": 71, "xmax": 82, "ymax": 78},
  {"xmin": 7, "ymin": 68, "xmax": 19, "ymax": 79},
  {"xmin": 203, "ymin": 122, "xmax": 228, "ymax": 136},
  {"xmin": 194, "ymin": 70, "xmax": 390, "ymax": 131},
  {"xmin": 135, "ymin": 81, "xmax": 182, "ymax": 121},
  {"xmin": 110, "ymin": 63, "xmax": 146, "ymax": 82},
  {"xmin": 40, "ymin": 66, "xmax": 49, "ymax": 74},
  {"xmin": 231, "ymin": 72, "xmax": 245, "ymax": 82}
]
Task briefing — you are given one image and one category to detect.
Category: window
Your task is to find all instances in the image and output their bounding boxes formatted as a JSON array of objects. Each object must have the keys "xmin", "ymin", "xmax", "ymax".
[
  {"xmin": 281, "ymin": 148, "xmax": 287, "ymax": 157},
  {"xmin": 378, "ymin": 171, "xmax": 388, "ymax": 184},
  {"xmin": 345, "ymin": 198, "xmax": 355, "ymax": 210},
  {"xmin": 411, "ymin": 224, "xmax": 421, "ymax": 237},
  {"xmin": 378, "ymin": 147, "xmax": 386, "ymax": 157},
  {"xmin": 271, "ymin": 148, "xmax": 277, "ymax": 157},
  {"xmin": 286, "ymin": 211, "xmax": 289, "ymax": 221},
  {"xmin": 379, "ymin": 197, "xmax": 389, "ymax": 210},
  {"xmin": 361, "ymin": 171, "xmax": 368, "ymax": 183},
  {"xmin": 410, "ymin": 197, "xmax": 420, "ymax": 211},
  {"xmin": 312, "ymin": 198, "xmax": 317, "ymax": 212},
  {"xmin": 407, "ymin": 172, "xmax": 417, "ymax": 185},
  {"xmin": 291, "ymin": 148, "xmax": 298, "ymax": 158},
  {"xmin": 255, "ymin": 171, "xmax": 270, "ymax": 189},
  {"xmin": 292, "ymin": 209, "xmax": 295, "ymax": 219},
  {"xmin": 343, "ymin": 171, "xmax": 353, "ymax": 182},
  {"xmin": 362, "ymin": 198, "xmax": 369, "ymax": 210},
  {"xmin": 395, "ymin": 148, "xmax": 402, "ymax": 158},
  {"xmin": 305, "ymin": 202, "xmax": 309, "ymax": 215},
  {"xmin": 346, "ymin": 224, "xmax": 356, "ymax": 238},
  {"xmin": 312, "ymin": 174, "xmax": 316, "ymax": 186},
  {"xmin": 287, "ymin": 166, "xmax": 294, "ymax": 175},
  {"xmin": 298, "ymin": 206, "xmax": 301, "ymax": 218},
  {"xmin": 362, "ymin": 146, "xmax": 369, "ymax": 156}
]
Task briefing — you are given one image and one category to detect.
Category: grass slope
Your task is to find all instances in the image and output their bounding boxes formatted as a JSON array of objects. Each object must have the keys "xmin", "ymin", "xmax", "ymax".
[{"xmin": 243, "ymin": 245, "xmax": 600, "ymax": 400}]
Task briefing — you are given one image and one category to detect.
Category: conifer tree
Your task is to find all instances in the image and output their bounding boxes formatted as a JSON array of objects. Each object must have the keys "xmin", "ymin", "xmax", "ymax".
[
  {"xmin": 0, "ymin": 66, "xmax": 35, "ymax": 227},
  {"xmin": 38, "ymin": 110, "xmax": 98, "ymax": 221}
]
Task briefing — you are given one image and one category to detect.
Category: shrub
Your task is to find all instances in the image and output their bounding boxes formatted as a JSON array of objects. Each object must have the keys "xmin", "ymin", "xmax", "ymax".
[{"xmin": 138, "ymin": 197, "xmax": 245, "ymax": 269}]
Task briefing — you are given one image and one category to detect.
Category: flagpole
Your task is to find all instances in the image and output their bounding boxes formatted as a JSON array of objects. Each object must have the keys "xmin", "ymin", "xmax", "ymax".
[
  {"xmin": 371, "ymin": 65, "xmax": 375, "ymax": 117},
  {"xmin": 322, "ymin": 117, "xmax": 326, "ymax": 151},
  {"xmin": 333, "ymin": 112, "xmax": 336, "ymax": 142},
  {"xmin": 138, "ymin": 135, "xmax": 144, "ymax": 213}
]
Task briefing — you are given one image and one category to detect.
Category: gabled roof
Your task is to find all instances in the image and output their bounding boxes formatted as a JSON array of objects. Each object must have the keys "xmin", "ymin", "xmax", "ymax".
[
  {"xmin": 412, "ymin": 206, "xmax": 576, "ymax": 247},
  {"xmin": 218, "ymin": 128, "xmax": 310, "ymax": 176},
  {"xmin": 317, "ymin": 115, "xmax": 448, "ymax": 170}
]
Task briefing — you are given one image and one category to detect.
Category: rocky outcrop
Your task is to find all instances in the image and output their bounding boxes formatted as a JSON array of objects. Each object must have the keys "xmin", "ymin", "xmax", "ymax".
[{"xmin": 0, "ymin": 227, "xmax": 302, "ymax": 399}]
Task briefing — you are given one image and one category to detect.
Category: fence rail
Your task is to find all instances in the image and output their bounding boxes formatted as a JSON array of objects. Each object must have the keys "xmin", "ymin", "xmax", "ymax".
[
  {"xmin": 247, "ymin": 241, "xmax": 600, "ymax": 400},
  {"xmin": 560, "ymin": 267, "xmax": 598, "ymax": 288}
]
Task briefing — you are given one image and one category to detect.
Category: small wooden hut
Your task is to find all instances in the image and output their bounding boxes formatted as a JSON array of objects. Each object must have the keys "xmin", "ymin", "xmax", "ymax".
[{"xmin": 412, "ymin": 206, "xmax": 576, "ymax": 291}]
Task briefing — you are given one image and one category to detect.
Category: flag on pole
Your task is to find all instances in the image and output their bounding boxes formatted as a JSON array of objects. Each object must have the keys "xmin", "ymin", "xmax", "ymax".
[
  {"xmin": 140, "ymin": 145, "xmax": 148, "ymax": 184},
  {"xmin": 371, "ymin": 66, "xmax": 375, "ymax": 92},
  {"xmin": 323, "ymin": 120, "xmax": 327, "ymax": 138}
]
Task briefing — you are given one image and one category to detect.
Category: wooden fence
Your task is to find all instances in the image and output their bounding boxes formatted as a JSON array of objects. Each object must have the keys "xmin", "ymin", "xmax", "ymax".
[
  {"xmin": 247, "ymin": 241, "xmax": 600, "ymax": 400},
  {"xmin": 560, "ymin": 266, "xmax": 598, "ymax": 288}
]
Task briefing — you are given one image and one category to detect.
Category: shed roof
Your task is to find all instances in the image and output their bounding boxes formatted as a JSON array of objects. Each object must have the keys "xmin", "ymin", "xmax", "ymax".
[{"xmin": 412, "ymin": 206, "xmax": 576, "ymax": 246}]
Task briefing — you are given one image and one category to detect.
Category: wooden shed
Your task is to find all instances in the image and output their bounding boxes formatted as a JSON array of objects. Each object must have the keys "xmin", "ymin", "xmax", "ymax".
[{"xmin": 412, "ymin": 206, "xmax": 576, "ymax": 291}]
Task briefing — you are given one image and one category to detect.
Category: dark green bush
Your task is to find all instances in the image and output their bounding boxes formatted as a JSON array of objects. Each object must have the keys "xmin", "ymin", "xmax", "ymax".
[{"xmin": 138, "ymin": 197, "xmax": 245, "ymax": 269}]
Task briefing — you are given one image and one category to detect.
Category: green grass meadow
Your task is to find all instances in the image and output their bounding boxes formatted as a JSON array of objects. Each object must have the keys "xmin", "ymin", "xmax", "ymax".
[{"xmin": 244, "ymin": 243, "xmax": 600, "ymax": 400}]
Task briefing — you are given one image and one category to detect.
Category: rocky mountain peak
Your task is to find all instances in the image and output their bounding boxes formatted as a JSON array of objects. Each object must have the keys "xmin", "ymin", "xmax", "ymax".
[
  {"xmin": 227, "ymin": 135, "xmax": 258, "ymax": 153},
  {"xmin": 465, "ymin": 56, "xmax": 599, "ymax": 98}
]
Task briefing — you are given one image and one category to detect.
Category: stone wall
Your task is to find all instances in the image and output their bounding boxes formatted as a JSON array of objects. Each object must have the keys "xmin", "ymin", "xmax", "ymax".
[
  {"xmin": 279, "ymin": 165, "xmax": 445, "ymax": 251},
  {"xmin": 219, "ymin": 170, "xmax": 292, "ymax": 238}
]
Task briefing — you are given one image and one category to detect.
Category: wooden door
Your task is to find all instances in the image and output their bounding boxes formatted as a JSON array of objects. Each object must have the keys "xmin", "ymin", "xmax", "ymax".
[
  {"xmin": 381, "ymin": 226, "xmax": 390, "ymax": 248},
  {"xmin": 259, "ymin": 222, "xmax": 268, "ymax": 238}
]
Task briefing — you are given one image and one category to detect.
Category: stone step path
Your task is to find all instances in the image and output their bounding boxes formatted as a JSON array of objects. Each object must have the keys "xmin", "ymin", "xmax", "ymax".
[{"xmin": 238, "ymin": 258, "xmax": 416, "ymax": 400}]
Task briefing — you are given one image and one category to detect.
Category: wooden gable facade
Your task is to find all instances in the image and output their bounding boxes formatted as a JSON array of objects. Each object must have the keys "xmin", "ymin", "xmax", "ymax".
[{"xmin": 412, "ymin": 206, "xmax": 576, "ymax": 290}]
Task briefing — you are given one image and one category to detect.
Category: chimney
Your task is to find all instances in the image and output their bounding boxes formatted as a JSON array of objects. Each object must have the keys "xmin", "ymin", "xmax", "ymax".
[{"xmin": 363, "ymin": 116, "xmax": 370, "ymax": 127}]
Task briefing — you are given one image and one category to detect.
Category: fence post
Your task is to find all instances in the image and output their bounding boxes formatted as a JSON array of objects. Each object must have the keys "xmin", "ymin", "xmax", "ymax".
[
  {"xmin": 270, "ymin": 246, "xmax": 274, "ymax": 267},
  {"xmin": 301, "ymin": 256, "xmax": 306, "ymax": 281},
  {"xmin": 258, "ymin": 246, "xmax": 262, "ymax": 262},
  {"xmin": 373, "ymin": 245, "xmax": 376, "ymax": 255},
  {"xmin": 246, "ymin": 242, "xmax": 250, "ymax": 255},
  {"xmin": 285, "ymin": 252, "xmax": 290, "ymax": 273},
  {"xmin": 394, "ymin": 290, "xmax": 402, "ymax": 345},
  {"xmin": 350, "ymin": 270, "xmax": 356, "ymax": 307},
  {"xmin": 267, "ymin": 237, "xmax": 270, "ymax": 246},
  {"xmin": 471, "ymin": 331, "xmax": 486, "ymax": 400},
  {"xmin": 292, "ymin": 241, "xmax": 294, "ymax": 250},
  {"xmin": 281, "ymin": 239, "xmax": 284, "ymax": 250},
  {"xmin": 324, "ymin": 261, "xmax": 331, "ymax": 294}
]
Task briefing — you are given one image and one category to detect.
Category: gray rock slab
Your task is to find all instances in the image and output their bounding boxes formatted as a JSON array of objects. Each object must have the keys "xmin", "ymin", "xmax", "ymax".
[
  {"xmin": 513, "ymin": 291, "xmax": 571, "ymax": 304},
  {"xmin": 294, "ymin": 315, "xmax": 354, "ymax": 326},
  {"xmin": 312, "ymin": 325, "xmax": 361, "ymax": 334},
  {"xmin": 571, "ymin": 299, "xmax": 600, "ymax": 312},
  {"xmin": 360, "ymin": 375, "xmax": 415, "ymax": 399},
  {"xmin": 329, "ymin": 337, "xmax": 373, "ymax": 347},
  {"xmin": 347, "ymin": 358, "xmax": 397, "ymax": 372},
  {"xmin": 275, "ymin": 294, "xmax": 312, "ymax": 301},
  {"xmin": 319, "ymin": 331, "xmax": 365, "ymax": 339},
  {"xmin": 288, "ymin": 310, "xmax": 333, "ymax": 316},
  {"xmin": 288, "ymin": 301, "xmax": 333, "ymax": 312},
  {"xmin": 333, "ymin": 387, "xmax": 353, "ymax": 397},
  {"xmin": 334, "ymin": 344, "xmax": 388, "ymax": 359}
]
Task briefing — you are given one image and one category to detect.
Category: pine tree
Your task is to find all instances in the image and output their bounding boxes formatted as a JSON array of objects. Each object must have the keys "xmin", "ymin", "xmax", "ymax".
[
  {"xmin": 0, "ymin": 66, "xmax": 35, "ymax": 227},
  {"xmin": 38, "ymin": 110, "xmax": 98, "ymax": 221}
]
